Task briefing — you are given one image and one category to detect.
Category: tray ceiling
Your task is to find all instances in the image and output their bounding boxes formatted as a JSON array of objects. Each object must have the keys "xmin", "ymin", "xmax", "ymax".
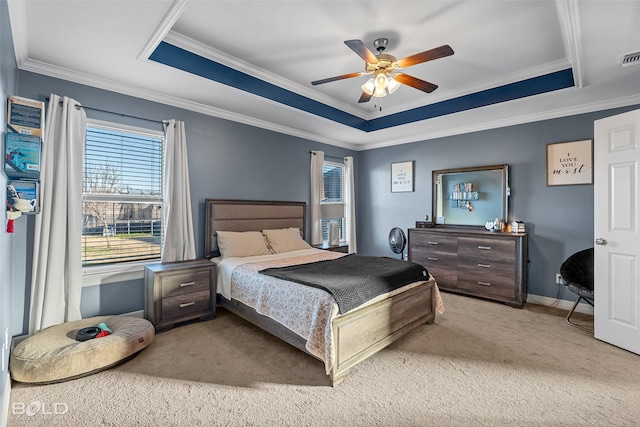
[{"xmin": 8, "ymin": 0, "xmax": 640, "ymax": 150}]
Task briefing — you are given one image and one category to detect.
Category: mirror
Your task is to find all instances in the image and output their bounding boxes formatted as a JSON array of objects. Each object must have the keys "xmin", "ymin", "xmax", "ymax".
[{"xmin": 432, "ymin": 164, "xmax": 509, "ymax": 227}]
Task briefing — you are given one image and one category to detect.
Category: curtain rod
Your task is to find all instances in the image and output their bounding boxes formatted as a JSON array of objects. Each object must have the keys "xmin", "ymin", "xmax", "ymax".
[
  {"xmin": 310, "ymin": 151, "xmax": 344, "ymax": 161},
  {"xmin": 46, "ymin": 97, "xmax": 167, "ymax": 125}
]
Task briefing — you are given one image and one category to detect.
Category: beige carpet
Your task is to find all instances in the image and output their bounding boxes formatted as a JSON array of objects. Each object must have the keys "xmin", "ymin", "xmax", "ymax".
[{"xmin": 8, "ymin": 292, "xmax": 640, "ymax": 426}]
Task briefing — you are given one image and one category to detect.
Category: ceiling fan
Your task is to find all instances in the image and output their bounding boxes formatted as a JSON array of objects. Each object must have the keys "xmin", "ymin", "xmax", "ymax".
[{"xmin": 311, "ymin": 38, "xmax": 454, "ymax": 104}]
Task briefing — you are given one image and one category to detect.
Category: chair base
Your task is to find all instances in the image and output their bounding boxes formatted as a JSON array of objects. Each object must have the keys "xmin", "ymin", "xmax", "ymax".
[{"xmin": 566, "ymin": 296, "xmax": 594, "ymax": 333}]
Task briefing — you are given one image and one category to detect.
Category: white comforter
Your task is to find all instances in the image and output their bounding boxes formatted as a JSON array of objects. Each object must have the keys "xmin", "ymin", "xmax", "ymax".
[{"xmin": 214, "ymin": 249, "xmax": 442, "ymax": 374}]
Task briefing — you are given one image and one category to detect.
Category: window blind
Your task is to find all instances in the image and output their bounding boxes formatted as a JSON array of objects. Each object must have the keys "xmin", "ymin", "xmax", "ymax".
[
  {"xmin": 82, "ymin": 124, "xmax": 164, "ymax": 265},
  {"xmin": 321, "ymin": 162, "xmax": 346, "ymax": 242}
]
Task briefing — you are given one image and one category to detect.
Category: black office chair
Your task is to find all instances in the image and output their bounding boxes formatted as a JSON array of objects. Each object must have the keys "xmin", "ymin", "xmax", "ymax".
[{"xmin": 560, "ymin": 248, "xmax": 594, "ymax": 332}]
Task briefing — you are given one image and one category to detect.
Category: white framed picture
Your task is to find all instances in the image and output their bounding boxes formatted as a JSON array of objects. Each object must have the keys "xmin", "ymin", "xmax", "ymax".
[
  {"xmin": 546, "ymin": 139, "xmax": 593, "ymax": 186},
  {"xmin": 391, "ymin": 161, "xmax": 414, "ymax": 192}
]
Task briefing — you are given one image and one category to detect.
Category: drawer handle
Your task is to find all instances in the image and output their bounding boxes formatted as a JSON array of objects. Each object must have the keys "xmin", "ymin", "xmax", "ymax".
[
  {"xmin": 179, "ymin": 281, "xmax": 195, "ymax": 288},
  {"xmin": 427, "ymin": 241, "xmax": 438, "ymax": 245},
  {"xmin": 427, "ymin": 257, "xmax": 439, "ymax": 261},
  {"xmin": 477, "ymin": 281, "xmax": 491, "ymax": 286},
  {"xmin": 478, "ymin": 263, "xmax": 491, "ymax": 268},
  {"xmin": 179, "ymin": 301, "xmax": 196, "ymax": 308},
  {"xmin": 477, "ymin": 245, "xmax": 491, "ymax": 250}
]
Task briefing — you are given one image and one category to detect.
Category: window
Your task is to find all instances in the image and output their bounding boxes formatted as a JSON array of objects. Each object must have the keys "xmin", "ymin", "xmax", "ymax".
[
  {"xmin": 82, "ymin": 121, "xmax": 164, "ymax": 266},
  {"xmin": 321, "ymin": 161, "xmax": 346, "ymax": 242}
]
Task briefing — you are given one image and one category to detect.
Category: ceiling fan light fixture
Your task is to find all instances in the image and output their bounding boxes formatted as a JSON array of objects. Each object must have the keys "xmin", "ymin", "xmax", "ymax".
[
  {"xmin": 374, "ymin": 73, "xmax": 388, "ymax": 90},
  {"xmin": 387, "ymin": 76, "xmax": 400, "ymax": 94},
  {"xmin": 373, "ymin": 87, "xmax": 387, "ymax": 98},
  {"xmin": 361, "ymin": 78, "xmax": 375, "ymax": 96}
]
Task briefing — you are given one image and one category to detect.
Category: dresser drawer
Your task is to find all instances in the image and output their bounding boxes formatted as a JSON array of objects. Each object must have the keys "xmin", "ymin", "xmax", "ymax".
[
  {"xmin": 412, "ymin": 249, "xmax": 458, "ymax": 270},
  {"xmin": 410, "ymin": 233, "xmax": 458, "ymax": 254},
  {"xmin": 458, "ymin": 259, "xmax": 516, "ymax": 283},
  {"xmin": 426, "ymin": 266, "xmax": 458, "ymax": 288},
  {"xmin": 456, "ymin": 275, "xmax": 516, "ymax": 299},
  {"xmin": 161, "ymin": 290, "xmax": 212, "ymax": 320},
  {"xmin": 161, "ymin": 269, "xmax": 211, "ymax": 298},
  {"xmin": 458, "ymin": 237, "xmax": 515, "ymax": 263}
]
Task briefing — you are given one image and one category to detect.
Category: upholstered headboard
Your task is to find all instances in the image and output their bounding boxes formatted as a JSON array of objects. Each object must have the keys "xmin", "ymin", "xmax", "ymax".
[{"xmin": 204, "ymin": 199, "xmax": 307, "ymax": 258}]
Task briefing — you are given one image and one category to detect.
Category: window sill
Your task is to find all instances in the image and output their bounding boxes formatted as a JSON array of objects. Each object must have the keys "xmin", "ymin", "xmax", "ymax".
[{"xmin": 82, "ymin": 260, "xmax": 156, "ymax": 287}]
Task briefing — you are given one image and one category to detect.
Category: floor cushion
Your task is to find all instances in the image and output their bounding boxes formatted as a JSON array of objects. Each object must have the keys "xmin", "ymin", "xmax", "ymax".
[{"xmin": 10, "ymin": 315, "xmax": 155, "ymax": 384}]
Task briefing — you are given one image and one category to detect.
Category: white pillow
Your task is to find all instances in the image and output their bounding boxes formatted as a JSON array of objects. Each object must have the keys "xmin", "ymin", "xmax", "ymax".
[
  {"xmin": 262, "ymin": 228, "xmax": 312, "ymax": 253},
  {"xmin": 216, "ymin": 230, "xmax": 272, "ymax": 259}
]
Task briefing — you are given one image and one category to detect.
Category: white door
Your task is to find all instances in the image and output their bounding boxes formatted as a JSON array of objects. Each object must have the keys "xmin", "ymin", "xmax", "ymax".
[{"xmin": 594, "ymin": 109, "xmax": 640, "ymax": 354}]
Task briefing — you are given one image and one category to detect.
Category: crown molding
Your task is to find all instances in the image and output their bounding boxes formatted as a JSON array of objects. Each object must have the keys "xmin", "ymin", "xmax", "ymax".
[
  {"xmin": 19, "ymin": 54, "xmax": 639, "ymax": 152},
  {"xmin": 7, "ymin": 0, "xmax": 29, "ymax": 67},
  {"xmin": 359, "ymin": 90, "xmax": 640, "ymax": 150},
  {"xmin": 137, "ymin": 0, "xmax": 189, "ymax": 61},
  {"xmin": 17, "ymin": 57, "xmax": 359, "ymax": 150},
  {"xmin": 164, "ymin": 31, "xmax": 371, "ymax": 120},
  {"xmin": 556, "ymin": 0, "xmax": 583, "ymax": 88}
]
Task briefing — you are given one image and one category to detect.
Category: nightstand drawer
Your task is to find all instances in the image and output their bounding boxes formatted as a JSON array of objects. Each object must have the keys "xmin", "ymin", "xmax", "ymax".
[
  {"xmin": 161, "ymin": 269, "xmax": 211, "ymax": 298},
  {"xmin": 161, "ymin": 290, "xmax": 212, "ymax": 320}
]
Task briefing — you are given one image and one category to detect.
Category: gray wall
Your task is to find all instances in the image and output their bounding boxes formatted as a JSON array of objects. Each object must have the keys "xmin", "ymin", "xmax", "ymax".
[
  {"xmin": 357, "ymin": 105, "xmax": 639, "ymax": 301},
  {"xmin": 1, "ymin": 0, "xmax": 18, "ymax": 419},
  {"xmin": 12, "ymin": 71, "xmax": 357, "ymax": 335}
]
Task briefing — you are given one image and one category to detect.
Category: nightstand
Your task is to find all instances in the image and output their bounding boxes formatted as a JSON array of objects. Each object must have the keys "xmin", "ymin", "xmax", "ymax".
[
  {"xmin": 144, "ymin": 259, "xmax": 216, "ymax": 330},
  {"xmin": 313, "ymin": 242, "xmax": 349, "ymax": 253}
]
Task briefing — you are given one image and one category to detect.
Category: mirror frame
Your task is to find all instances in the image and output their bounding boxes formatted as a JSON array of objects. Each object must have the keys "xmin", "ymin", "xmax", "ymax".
[{"xmin": 432, "ymin": 164, "xmax": 510, "ymax": 228}]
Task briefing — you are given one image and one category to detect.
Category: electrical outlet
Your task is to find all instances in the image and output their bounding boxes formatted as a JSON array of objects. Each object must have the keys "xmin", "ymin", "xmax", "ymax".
[{"xmin": 556, "ymin": 273, "xmax": 565, "ymax": 285}]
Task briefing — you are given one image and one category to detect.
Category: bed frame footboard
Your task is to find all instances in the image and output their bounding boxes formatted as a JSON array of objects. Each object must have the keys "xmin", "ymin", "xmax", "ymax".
[
  {"xmin": 330, "ymin": 280, "xmax": 436, "ymax": 385},
  {"xmin": 220, "ymin": 279, "xmax": 436, "ymax": 386}
]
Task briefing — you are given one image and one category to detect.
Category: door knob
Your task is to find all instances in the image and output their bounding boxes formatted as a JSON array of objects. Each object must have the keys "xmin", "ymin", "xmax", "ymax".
[{"xmin": 595, "ymin": 238, "xmax": 608, "ymax": 246}]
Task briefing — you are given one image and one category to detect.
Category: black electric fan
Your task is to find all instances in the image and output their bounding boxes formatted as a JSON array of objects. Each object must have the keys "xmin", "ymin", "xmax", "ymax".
[{"xmin": 389, "ymin": 227, "xmax": 407, "ymax": 260}]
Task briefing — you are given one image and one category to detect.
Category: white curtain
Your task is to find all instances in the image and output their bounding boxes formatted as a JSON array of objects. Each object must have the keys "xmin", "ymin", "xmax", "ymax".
[
  {"xmin": 310, "ymin": 150, "xmax": 324, "ymax": 245},
  {"xmin": 30, "ymin": 94, "xmax": 86, "ymax": 333},
  {"xmin": 344, "ymin": 156, "xmax": 357, "ymax": 253},
  {"xmin": 161, "ymin": 119, "xmax": 196, "ymax": 262}
]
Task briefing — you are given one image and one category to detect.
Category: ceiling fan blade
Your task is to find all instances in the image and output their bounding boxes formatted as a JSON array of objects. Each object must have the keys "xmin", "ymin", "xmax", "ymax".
[
  {"xmin": 396, "ymin": 45, "xmax": 454, "ymax": 68},
  {"xmin": 358, "ymin": 91, "xmax": 372, "ymax": 103},
  {"xmin": 311, "ymin": 72, "xmax": 363, "ymax": 86},
  {"xmin": 394, "ymin": 74, "xmax": 439, "ymax": 93},
  {"xmin": 344, "ymin": 40, "xmax": 379, "ymax": 64}
]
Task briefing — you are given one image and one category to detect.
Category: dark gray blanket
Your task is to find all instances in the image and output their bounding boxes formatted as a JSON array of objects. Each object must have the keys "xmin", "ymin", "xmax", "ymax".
[{"xmin": 259, "ymin": 254, "xmax": 429, "ymax": 314}]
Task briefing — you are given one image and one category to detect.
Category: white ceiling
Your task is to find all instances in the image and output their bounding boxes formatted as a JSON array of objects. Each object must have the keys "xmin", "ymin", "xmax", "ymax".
[{"xmin": 8, "ymin": 0, "xmax": 640, "ymax": 150}]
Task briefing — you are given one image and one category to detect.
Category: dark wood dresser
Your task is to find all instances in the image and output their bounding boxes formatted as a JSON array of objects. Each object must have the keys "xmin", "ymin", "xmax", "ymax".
[
  {"xmin": 144, "ymin": 259, "xmax": 217, "ymax": 330},
  {"xmin": 408, "ymin": 228, "xmax": 528, "ymax": 307}
]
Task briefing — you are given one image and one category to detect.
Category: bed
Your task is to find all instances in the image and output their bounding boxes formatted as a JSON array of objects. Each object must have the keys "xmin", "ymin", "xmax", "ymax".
[{"xmin": 205, "ymin": 199, "xmax": 443, "ymax": 386}]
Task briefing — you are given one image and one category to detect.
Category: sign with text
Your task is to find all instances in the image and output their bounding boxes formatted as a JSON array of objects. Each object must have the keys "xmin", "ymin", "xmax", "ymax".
[
  {"xmin": 546, "ymin": 139, "xmax": 593, "ymax": 186},
  {"xmin": 391, "ymin": 161, "xmax": 414, "ymax": 192}
]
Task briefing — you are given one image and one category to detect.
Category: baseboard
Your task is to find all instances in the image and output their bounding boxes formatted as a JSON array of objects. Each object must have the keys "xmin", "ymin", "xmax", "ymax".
[
  {"xmin": 527, "ymin": 294, "xmax": 594, "ymax": 315},
  {"xmin": 1, "ymin": 372, "xmax": 10, "ymax": 427}
]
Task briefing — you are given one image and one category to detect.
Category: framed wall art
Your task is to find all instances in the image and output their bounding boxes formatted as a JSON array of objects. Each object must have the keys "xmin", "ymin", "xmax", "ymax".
[
  {"xmin": 546, "ymin": 139, "xmax": 593, "ymax": 186},
  {"xmin": 391, "ymin": 161, "xmax": 414, "ymax": 192}
]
